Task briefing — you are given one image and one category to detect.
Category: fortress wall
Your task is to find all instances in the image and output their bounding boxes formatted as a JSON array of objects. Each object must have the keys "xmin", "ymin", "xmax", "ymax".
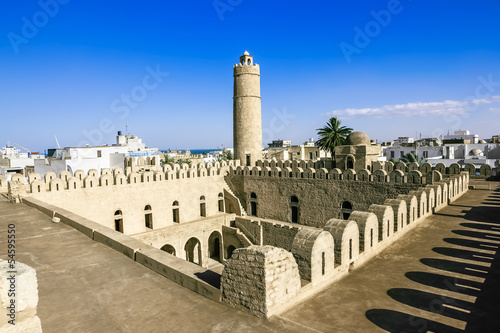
[
  {"xmin": 228, "ymin": 175, "xmax": 422, "ymax": 228},
  {"xmin": 224, "ymin": 177, "xmax": 469, "ymax": 317},
  {"xmin": 133, "ymin": 214, "xmax": 234, "ymax": 265},
  {"xmin": 21, "ymin": 175, "xmax": 228, "ymax": 235},
  {"xmin": 21, "ymin": 196, "xmax": 221, "ymax": 302}
]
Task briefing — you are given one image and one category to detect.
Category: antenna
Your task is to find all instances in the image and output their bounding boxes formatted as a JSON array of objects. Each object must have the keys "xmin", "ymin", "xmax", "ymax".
[
  {"xmin": 54, "ymin": 135, "xmax": 61, "ymax": 149},
  {"xmin": 126, "ymin": 122, "xmax": 128, "ymax": 135}
]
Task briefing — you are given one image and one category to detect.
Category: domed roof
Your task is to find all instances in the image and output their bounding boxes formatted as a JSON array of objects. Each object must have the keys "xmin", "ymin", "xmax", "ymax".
[
  {"xmin": 344, "ymin": 131, "xmax": 370, "ymax": 146},
  {"xmin": 469, "ymin": 149, "xmax": 483, "ymax": 157},
  {"xmin": 480, "ymin": 139, "xmax": 487, "ymax": 143},
  {"xmin": 243, "ymin": 50, "xmax": 249, "ymax": 55}
]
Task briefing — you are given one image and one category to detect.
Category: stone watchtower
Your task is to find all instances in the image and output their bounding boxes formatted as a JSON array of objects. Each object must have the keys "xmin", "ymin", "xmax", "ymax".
[{"xmin": 233, "ymin": 51, "xmax": 262, "ymax": 166}]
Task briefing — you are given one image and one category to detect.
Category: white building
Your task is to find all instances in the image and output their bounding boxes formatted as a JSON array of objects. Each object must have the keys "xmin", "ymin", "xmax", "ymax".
[
  {"xmin": 383, "ymin": 132, "xmax": 500, "ymax": 172},
  {"xmin": 0, "ymin": 145, "xmax": 45, "ymax": 178},
  {"xmin": 443, "ymin": 130, "xmax": 479, "ymax": 144},
  {"xmin": 34, "ymin": 132, "xmax": 159, "ymax": 177}
]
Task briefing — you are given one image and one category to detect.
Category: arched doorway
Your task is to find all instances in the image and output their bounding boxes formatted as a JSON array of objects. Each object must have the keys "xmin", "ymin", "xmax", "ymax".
[
  {"xmin": 208, "ymin": 231, "xmax": 223, "ymax": 263},
  {"xmin": 226, "ymin": 245, "xmax": 236, "ymax": 259},
  {"xmin": 184, "ymin": 237, "xmax": 202, "ymax": 265},
  {"xmin": 341, "ymin": 201, "xmax": 352, "ymax": 220},
  {"xmin": 346, "ymin": 156, "xmax": 354, "ymax": 170},
  {"xmin": 161, "ymin": 244, "xmax": 176, "ymax": 256}
]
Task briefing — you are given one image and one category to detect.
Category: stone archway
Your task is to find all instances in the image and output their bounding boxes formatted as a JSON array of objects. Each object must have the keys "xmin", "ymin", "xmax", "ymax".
[
  {"xmin": 184, "ymin": 237, "xmax": 202, "ymax": 266},
  {"xmin": 161, "ymin": 244, "xmax": 176, "ymax": 256},
  {"xmin": 208, "ymin": 231, "xmax": 223, "ymax": 263}
]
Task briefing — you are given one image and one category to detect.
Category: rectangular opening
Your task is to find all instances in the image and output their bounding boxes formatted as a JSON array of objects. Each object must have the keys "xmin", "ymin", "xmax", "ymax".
[
  {"xmin": 200, "ymin": 203, "xmax": 206, "ymax": 217},
  {"xmin": 349, "ymin": 239, "xmax": 352, "ymax": 260},
  {"xmin": 115, "ymin": 219, "xmax": 123, "ymax": 233},
  {"xmin": 370, "ymin": 228, "xmax": 373, "ymax": 247},
  {"xmin": 321, "ymin": 252, "xmax": 325, "ymax": 275},
  {"xmin": 173, "ymin": 208, "xmax": 180, "ymax": 223},
  {"xmin": 246, "ymin": 155, "xmax": 251, "ymax": 166},
  {"xmin": 145, "ymin": 213, "xmax": 153, "ymax": 229}
]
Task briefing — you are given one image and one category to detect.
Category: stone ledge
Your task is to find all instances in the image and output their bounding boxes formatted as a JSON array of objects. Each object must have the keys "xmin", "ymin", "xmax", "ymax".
[
  {"xmin": 94, "ymin": 229, "xmax": 149, "ymax": 260},
  {"xmin": 135, "ymin": 247, "xmax": 221, "ymax": 302}
]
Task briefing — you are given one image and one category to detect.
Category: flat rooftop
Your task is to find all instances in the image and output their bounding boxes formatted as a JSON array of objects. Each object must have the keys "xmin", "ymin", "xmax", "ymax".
[{"xmin": 0, "ymin": 181, "xmax": 499, "ymax": 332}]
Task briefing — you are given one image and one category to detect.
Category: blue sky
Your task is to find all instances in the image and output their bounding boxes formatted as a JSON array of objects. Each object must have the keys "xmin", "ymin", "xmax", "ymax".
[{"xmin": 1, "ymin": 0, "xmax": 499, "ymax": 152}]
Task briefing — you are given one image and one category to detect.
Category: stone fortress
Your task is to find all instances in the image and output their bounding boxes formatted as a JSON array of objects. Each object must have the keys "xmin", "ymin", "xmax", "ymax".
[{"xmin": 1, "ymin": 52, "xmax": 471, "ymax": 319}]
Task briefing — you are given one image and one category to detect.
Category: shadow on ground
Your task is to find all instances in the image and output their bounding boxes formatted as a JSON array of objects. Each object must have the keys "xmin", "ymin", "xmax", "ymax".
[
  {"xmin": 194, "ymin": 270, "xmax": 221, "ymax": 289},
  {"xmin": 367, "ymin": 183, "xmax": 500, "ymax": 332},
  {"xmin": 366, "ymin": 309, "xmax": 463, "ymax": 333}
]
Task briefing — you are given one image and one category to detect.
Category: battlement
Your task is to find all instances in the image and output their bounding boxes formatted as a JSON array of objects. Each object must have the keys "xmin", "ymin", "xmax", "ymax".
[
  {"xmin": 231, "ymin": 159, "xmax": 470, "ymax": 187},
  {"xmin": 7, "ymin": 160, "xmax": 241, "ymax": 196},
  {"xmin": 233, "ymin": 63, "xmax": 260, "ymax": 74}
]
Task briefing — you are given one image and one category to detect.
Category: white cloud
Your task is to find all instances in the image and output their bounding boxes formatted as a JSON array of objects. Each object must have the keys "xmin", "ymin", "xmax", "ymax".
[
  {"xmin": 326, "ymin": 95, "xmax": 500, "ymax": 118},
  {"xmin": 490, "ymin": 107, "xmax": 500, "ymax": 114}
]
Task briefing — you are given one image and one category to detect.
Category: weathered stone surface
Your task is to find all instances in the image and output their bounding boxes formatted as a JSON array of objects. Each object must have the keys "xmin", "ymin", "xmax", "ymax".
[
  {"xmin": 292, "ymin": 229, "xmax": 334, "ymax": 284},
  {"xmin": 0, "ymin": 260, "xmax": 42, "ymax": 333},
  {"xmin": 221, "ymin": 245, "xmax": 301, "ymax": 318}
]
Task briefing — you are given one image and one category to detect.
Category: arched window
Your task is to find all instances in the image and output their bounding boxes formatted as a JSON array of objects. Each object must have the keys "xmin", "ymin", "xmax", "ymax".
[
  {"xmin": 161, "ymin": 244, "xmax": 176, "ymax": 256},
  {"xmin": 114, "ymin": 210, "xmax": 123, "ymax": 233},
  {"xmin": 249, "ymin": 192, "xmax": 257, "ymax": 216},
  {"xmin": 172, "ymin": 201, "xmax": 180, "ymax": 223},
  {"xmin": 145, "ymin": 205, "xmax": 153, "ymax": 229},
  {"xmin": 341, "ymin": 201, "xmax": 352, "ymax": 220},
  {"xmin": 200, "ymin": 195, "xmax": 206, "ymax": 217},
  {"xmin": 290, "ymin": 196, "xmax": 299, "ymax": 223},
  {"xmin": 347, "ymin": 156, "xmax": 354, "ymax": 170}
]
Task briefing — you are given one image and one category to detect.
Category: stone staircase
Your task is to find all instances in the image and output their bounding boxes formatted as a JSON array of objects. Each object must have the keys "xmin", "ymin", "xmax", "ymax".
[
  {"xmin": 223, "ymin": 180, "xmax": 247, "ymax": 216},
  {"xmin": 222, "ymin": 225, "xmax": 254, "ymax": 247}
]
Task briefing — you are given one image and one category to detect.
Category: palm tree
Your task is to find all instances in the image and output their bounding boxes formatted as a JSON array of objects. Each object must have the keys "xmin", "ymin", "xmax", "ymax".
[
  {"xmin": 399, "ymin": 153, "xmax": 426, "ymax": 165},
  {"xmin": 161, "ymin": 154, "xmax": 175, "ymax": 165},
  {"xmin": 216, "ymin": 149, "xmax": 233, "ymax": 162},
  {"xmin": 316, "ymin": 117, "xmax": 353, "ymax": 163}
]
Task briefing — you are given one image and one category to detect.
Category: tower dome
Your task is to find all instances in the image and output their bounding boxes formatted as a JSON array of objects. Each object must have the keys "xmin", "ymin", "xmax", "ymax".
[
  {"xmin": 469, "ymin": 149, "xmax": 483, "ymax": 157},
  {"xmin": 344, "ymin": 131, "xmax": 370, "ymax": 146}
]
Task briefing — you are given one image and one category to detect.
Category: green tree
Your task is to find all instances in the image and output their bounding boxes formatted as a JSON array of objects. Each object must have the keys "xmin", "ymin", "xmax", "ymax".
[
  {"xmin": 216, "ymin": 149, "xmax": 233, "ymax": 162},
  {"xmin": 399, "ymin": 153, "xmax": 426, "ymax": 165},
  {"xmin": 316, "ymin": 116, "xmax": 353, "ymax": 162},
  {"xmin": 177, "ymin": 158, "xmax": 192, "ymax": 165},
  {"xmin": 161, "ymin": 154, "xmax": 175, "ymax": 165}
]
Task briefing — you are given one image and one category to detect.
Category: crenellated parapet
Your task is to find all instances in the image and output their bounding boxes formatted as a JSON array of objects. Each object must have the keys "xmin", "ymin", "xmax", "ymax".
[
  {"xmin": 8, "ymin": 160, "xmax": 241, "ymax": 196},
  {"xmin": 230, "ymin": 160, "xmax": 470, "ymax": 189},
  {"xmin": 246, "ymin": 159, "xmax": 495, "ymax": 179}
]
